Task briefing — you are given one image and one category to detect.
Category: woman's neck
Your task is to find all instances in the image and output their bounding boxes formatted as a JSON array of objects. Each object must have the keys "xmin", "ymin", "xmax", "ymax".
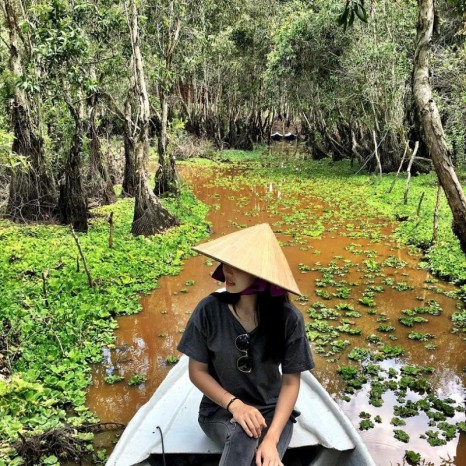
[
  {"xmin": 235, "ymin": 294, "xmax": 257, "ymax": 317},
  {"xmin": 229, "ymin": 294, "xmax": 258, "ymax": 332}
]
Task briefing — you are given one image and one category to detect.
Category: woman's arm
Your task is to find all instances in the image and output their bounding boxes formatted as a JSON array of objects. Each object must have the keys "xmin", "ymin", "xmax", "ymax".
[
  {"xmin": 256, "ymin": 372, "xmax": 301, "ymax": 466},
  {"xmin": 188, "ymin": 358, "xmax": 266, "ymax": 438}
]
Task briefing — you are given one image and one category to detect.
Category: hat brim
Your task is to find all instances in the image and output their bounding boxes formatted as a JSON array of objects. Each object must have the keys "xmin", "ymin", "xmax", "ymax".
[{"xmin": 193, "ymin": 223, "xmax": 301, "ymax": 296}]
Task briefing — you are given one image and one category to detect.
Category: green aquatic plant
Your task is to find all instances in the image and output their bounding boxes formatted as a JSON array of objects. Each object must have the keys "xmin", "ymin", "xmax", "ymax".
[
  {"xmin": 425, "ymin": 430, "xmax": 447, "ymax": 446},
  {"xmin": 308, "ymin": 306, "xmax": 340, "ymax": 320},
  {"xmin": 382, "ymin": 256, "xmax": 408, "ymax": 269},
  {"xmin": 315, "ymin": 289, "xmax": 331, "ymax": 299},
  {"xmin": 369, "ymin": 381, "xmax": 388, "ymax": 407},
  {"xmin": 408, "ymin": 332, "xmax": 434, "ymax": 341},
  {"xmin": 404, "ymin": 450, "xmax": 421, "ymax": 463},
  {"xmin": 359, "ymin": 418, "xmax": 375, "ymax": 430},
  {"xmin": 348, "ymin": 347, "xmax": 370, "ymax": 361},
  {"xmin": 451, "ymin": 310, "xmax": 466, "ymax": 329},
  {"xmin": 128, "ymin": 374, "xmax": 147, "ymax": 386},
  {"xmin": 104, "ymin": 375, "xmax": 125, "ymax": 384},
  {"xmin": 414, "ymin": 301, "xmax": 443, "ymax": 316},
  {"xmin": 394, "ymin": 429, "xmax": 410, "ymax": 443},
  {"xmin": 391, "ymin": 417, "xmax": 406, "ymax": 426},
  {"xmin": 372, "ymin": 345, "xmax": 404, "ymax": 361},
  {"xmin": 336, "ymin": 323, "xmax": 362, "ymax": 335},
  {"xmin": 166, "ymin": 355, "xmax": 179, "ymax": 364},
  {"xmin": 377, "ymin": 324, "xmax": 395, "ymax": 333},
  {"xmin": 359, "ymin": 296, "xmax": 376, "ymax": 307},
  {"xmin": 398, "ymin": 316, "xmax": 429, "ymax": 327},
  {"xmin": 392, "ymin": 281, "xmax": 414, "ymax": 292}
]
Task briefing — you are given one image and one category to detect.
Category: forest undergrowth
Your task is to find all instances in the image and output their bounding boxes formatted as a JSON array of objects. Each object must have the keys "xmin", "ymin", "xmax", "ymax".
[{"xmin": 1, "ymin": 146, "xmax": 465, "ymax": 465}]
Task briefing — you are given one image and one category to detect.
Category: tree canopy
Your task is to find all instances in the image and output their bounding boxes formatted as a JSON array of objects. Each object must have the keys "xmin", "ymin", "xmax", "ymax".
[{"xmin": 0, "ymin": 0, "xmax": 465, "ymax": 235}]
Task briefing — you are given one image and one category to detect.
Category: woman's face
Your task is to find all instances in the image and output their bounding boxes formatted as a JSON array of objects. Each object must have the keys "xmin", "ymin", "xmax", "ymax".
[{"xmin": 222, "ymin": 264, "xmax": 256, "ymax": 293}]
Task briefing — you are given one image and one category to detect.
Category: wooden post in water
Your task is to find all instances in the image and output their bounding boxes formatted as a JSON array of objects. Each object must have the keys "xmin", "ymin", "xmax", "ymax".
[
  {"xmin": 108, "ymin": 212, "xmax": 114, "ymax": 249},
  {"xmin": 388, "ymin": 140, "xmax": 410, "ymax": 194},
  {"xmin": 432, "ymin": 182, "xmax": 442, "ymax": 246},
  {"xmin": 70, "ymin": 225, "xmax": 95, "ymax": 287}
]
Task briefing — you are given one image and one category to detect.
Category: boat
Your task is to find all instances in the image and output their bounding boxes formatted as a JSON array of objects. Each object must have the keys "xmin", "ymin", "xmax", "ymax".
[
  {"xmin": 270, "ymin": 132, "xmax": 283, "ymax": 141},
  {"xmin": 106, "ymin": 355, "xmax": 376, "ymax": 466}
]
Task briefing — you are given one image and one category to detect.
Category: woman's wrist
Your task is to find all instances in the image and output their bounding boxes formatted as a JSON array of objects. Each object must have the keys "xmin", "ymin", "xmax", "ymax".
[{"xmin": 226, "ymin": 396, "xmax": 239, "ymax": 412}]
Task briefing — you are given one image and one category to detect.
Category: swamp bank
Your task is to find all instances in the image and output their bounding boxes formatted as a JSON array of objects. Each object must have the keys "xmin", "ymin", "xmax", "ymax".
[{"xmin": 1, "ymin": 149, "xmax": 465, "ymax": 465}]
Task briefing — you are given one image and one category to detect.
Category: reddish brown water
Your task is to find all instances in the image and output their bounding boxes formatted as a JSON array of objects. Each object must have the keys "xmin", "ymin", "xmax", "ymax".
[{"xmin": 87, "ymin": 164, "xmax": 466, "ymax": 466}]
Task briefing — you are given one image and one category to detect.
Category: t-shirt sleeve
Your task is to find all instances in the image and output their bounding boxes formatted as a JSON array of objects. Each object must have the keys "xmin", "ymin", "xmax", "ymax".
[
  {"xmin": 281, "ymin": 306, "xmax": 315, "ymax": 374},
  {"xmin": 177, "ymin": 303, "xmax": 210, "ymax": 364}
]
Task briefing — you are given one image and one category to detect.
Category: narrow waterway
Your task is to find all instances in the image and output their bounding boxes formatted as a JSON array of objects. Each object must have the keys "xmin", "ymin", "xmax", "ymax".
[{"xmin": 87, "ymin": 163, "xmax": 466, "ymax": 466}]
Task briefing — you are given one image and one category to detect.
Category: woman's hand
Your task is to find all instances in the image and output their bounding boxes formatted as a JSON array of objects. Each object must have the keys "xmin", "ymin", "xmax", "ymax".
[
  {"xmin": 255, "ymin": 436, "xmax": 282, "ymax": 466},
  {"xmin": 229, "ymin": 399, "xmax": 267, "ymax": 438}
]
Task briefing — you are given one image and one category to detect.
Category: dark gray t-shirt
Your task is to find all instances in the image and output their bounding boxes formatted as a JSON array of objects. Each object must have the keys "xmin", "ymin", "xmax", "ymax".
[{"xmin": 177, "ymin": 294, "xmax": 314, "ymax": 417}]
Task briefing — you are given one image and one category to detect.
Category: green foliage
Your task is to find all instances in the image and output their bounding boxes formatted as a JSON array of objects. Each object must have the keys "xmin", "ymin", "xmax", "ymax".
[
  {"xmin": 394, "ymin": 429, "xmax": 410, "ymax": 443},
  {"xmin": 0, "ymin": 185, "xmax": 209, "ymax": 461},
  {"xmin": 405, "ymin": 450, "xmax": 421, "ymax": 463},
  {"xmin": 0, "ymin": 130, "xmax": 29, "ymax": 172},
  {"xmin": 128, "ymin": 374, "xmax": 147, "ymax": 386},
  {"xmin": 166, "ymin": 354, "xmax": 179, "ymax": 364},
  {"xmin": 104, "ymin": 375, "xmax": 125, "ymax": 385}
]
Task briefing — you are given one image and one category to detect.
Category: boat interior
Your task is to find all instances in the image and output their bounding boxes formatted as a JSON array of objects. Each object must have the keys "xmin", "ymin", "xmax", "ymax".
[{"xmin": 137, "ymin": 445, "xmax": 358, "ymax": 466}]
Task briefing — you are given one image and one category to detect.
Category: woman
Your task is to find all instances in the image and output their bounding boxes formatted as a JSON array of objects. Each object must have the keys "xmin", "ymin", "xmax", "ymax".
[{"xmin": 177, "ymin": 223, "xmax": 314, "ymax": 466}]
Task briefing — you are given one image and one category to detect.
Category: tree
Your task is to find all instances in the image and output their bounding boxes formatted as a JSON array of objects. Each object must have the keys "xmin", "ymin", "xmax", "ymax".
[
  {"xmin": 2, "ymin": 0, "xmax": 56, "ymax": 222},
  {"xmin": 336, "ymin": 0, "xmax": 466, "ymax": 250},
  {"xmin": 412, "ymin": 0, "xmax": 466, "ymax": 251},
  {"xmin": 126, "ymin": 0, "xmax": 179, "ymax": 235},
  {"xmin": 148, "ymin": 0, "xmax": 184, "ymax": 196}
]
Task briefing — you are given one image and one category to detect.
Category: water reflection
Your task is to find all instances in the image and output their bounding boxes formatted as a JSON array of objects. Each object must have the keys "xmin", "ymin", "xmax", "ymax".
[{"xmin": 86, "ymin": 164, "xmax": 465, "ymax": 465}]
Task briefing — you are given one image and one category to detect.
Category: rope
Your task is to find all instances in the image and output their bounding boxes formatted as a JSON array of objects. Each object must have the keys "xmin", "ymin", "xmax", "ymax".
[{"xmin": 156, "ymin": 426, "xmax": 166, "ymax": 466}]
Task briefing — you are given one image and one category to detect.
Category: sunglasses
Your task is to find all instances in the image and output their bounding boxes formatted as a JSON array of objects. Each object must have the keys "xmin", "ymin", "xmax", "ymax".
[{"xmin": 235, "ymin": 333, "xmax": 252, "ymax": 373}]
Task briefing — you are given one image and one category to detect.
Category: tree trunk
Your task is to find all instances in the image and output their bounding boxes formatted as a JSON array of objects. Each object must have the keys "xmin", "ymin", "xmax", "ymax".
[
  {"xmin": 153, "ymin": 11, "xmax": 181, "ymax": 197},
  {"xmin": 4, "ymin": 0, "xmax": 56, "ymax": 221},
  {"xmin": 413, "ymin": 0, "xmax": 466, "ymax": 252},
  {"xmin": 58, "ymin": 114, "xmax": 88, "ymax": 232},
  {"xmin": 127, "ymin": 0, "xmax": 178, "ymax": 235},
  {"xmin": 121, "ymin": 86, "xmax": 138, "ymax": 197},
  {"xmin": 154, "ymin": 95, "xmax": 179, "ymax": 196},
  {"xmin": 86, "ymin": 95, "xmax": 116, "ymax": 206}
]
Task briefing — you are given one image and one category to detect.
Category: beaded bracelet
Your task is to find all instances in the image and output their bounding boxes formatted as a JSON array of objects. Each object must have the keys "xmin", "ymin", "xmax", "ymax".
[{"xmin": 226, "ymin": 396, "xmax": 238, "ymax": 412}]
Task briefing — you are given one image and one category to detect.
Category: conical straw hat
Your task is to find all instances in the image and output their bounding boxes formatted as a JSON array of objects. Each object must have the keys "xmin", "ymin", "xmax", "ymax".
[{"xmin": 193, "ymin": 223, "xmax": 301, "ymax": 295}]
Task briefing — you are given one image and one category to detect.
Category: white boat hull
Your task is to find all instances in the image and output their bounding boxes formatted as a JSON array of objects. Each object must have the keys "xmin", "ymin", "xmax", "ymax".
[{"xmin": 106, "ymin": 355, "xmax": 375, "ymax": 466}]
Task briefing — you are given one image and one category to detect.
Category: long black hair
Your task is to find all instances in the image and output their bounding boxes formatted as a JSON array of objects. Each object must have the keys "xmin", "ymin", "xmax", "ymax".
[{"xmin": 212, "ymin": 289, "xmax": 289, "ymax": 363}]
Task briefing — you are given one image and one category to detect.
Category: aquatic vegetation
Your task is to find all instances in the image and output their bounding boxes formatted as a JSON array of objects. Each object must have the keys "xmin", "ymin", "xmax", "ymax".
[
  {"xmin": 359, "ymin": 416, "xmax": 375, "ymax": 430},
  {"xmin": 359, "ymin": 296, "xmax": 377, "ymax": 307},
  {"xmin": 392, "ymin": 281, "xmax": 414, "ymax": 292},
  {"xmin": 413, "ymin": 300, "xmax": 443, "ymax": 316},
  {"xmin": 382, "ymin": 256, "xmax": 408, "ymax": 269},
  {"xmin": 166, "ymin": 355, "xmax": 179, "ymax": 364},
  {"xmin": 348, "ymin": 347, "xmax": 370, "ymax": 361},
  {"xmin": 408, "ymin": 332, "xmax": 435, "ymax": 341},
  {"xmin": 104, "ymin": 375, "xmax": 125, "ymax": 385},
  {"xmin": 392, "ymin": 417, "xmax": 406, "ymax": 427},
  {"xmin": 404, "ymin": 450, "xmax": 421, "ymax": 463},
  {"xmin": 451, "ymin": 310, "xmax": 466, "ymax": 330},
  {"xmin": 372, "ymin": 345, "xmax": 404, "ymax": 361},
  {"xmin": 394, "ymin": 429, "xmax": 410, "ymax": 443},
  {"xmin": 398, "ymin": 316, "xmax": 429, "ymax": 327},
  {"xmin": 377, "ymin": 324, "xmax": 395, "ymax": 333},
  {"xmin": 0, "ymin": 183, "xmax": 210, "ymax": 460},
  {"xmin": 128, "ymin": 374, "xmax": 147, "ymax": 386}
]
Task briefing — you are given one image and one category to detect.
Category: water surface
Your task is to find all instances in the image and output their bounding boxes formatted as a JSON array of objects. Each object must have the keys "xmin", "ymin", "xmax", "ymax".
[{"xmin": 87, "ymin": 164, "xmax": 465, "ymax": 465}]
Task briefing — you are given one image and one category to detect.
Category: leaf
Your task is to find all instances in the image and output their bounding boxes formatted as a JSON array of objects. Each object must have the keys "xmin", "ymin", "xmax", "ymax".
[
  {"xmin": 354, "ymin": 3, "xmax": 368, "ymax": 23},
  {"xmin": 337, "ymin": 6, "xmax": 350, "ymax": 26},
  {"xmin": 348, "ymin": 9, "xmax": 355, "ymax": 27}
]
